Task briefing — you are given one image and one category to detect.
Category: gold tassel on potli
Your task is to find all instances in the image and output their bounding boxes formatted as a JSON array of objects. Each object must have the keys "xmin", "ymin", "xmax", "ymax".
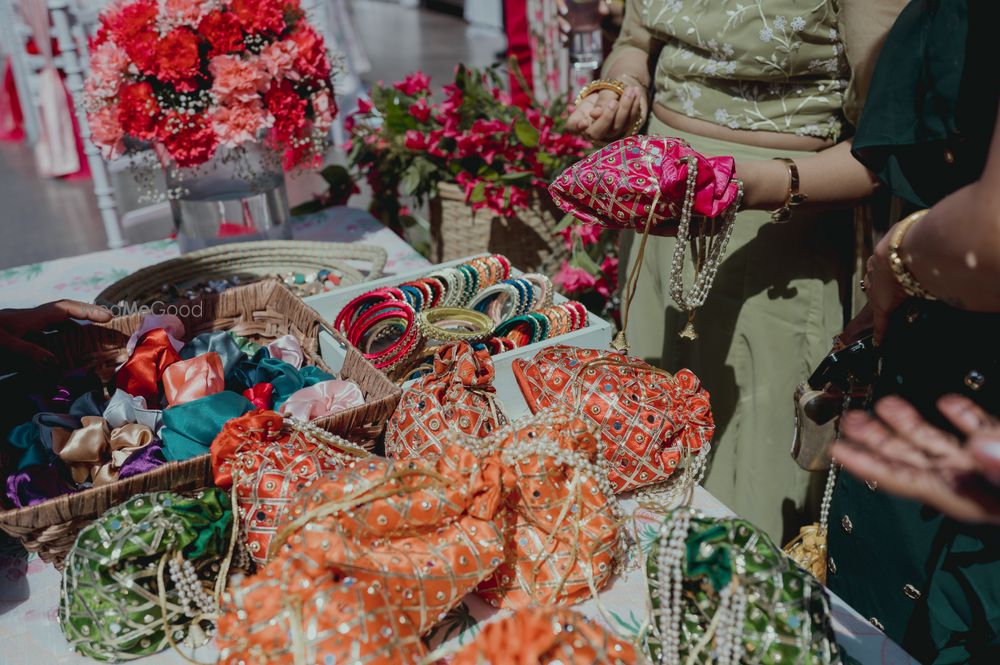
[{"xmin": 783, "ymin": 524, "xmax": 827, "ymax": 584}]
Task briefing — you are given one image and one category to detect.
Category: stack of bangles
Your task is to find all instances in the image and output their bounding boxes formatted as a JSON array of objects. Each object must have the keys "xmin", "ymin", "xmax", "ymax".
[
  {"xmin": 494, "ymin": 301, "xmax": 588, "ymax": 348},
  {"xmin": 332, "ymin": 254, "xmax": 586, "ymax": 378},
  {"xmin": 467, "ymin": 273, "xmax": 554, "ymax": 323}
]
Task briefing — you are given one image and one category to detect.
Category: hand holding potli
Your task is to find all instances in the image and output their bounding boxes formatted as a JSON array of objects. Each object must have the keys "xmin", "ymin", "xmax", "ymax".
[{"xmin": 549, "ymin": 135, "xmax": 743, "ymax": 344}]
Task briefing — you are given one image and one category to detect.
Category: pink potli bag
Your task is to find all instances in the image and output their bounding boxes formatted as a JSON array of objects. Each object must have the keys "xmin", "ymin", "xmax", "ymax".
[{"xmin": 549, "ymin": 135, "xmax": 743, "ymax": 343}]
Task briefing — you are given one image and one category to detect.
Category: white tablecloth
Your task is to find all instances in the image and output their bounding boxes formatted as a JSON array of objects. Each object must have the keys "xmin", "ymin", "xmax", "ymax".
[{"xmin": 0, "ymin": 211, "xmax": 916, "ymax": 664}]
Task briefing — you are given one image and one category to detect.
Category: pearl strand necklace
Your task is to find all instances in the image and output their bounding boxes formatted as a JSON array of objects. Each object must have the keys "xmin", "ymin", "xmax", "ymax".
[
  {"xmin": 168, "ymin": 556, "xmax": 217, "ymax": 618},
  {"xmin": 667, "ymin": 157, "xmax": 744, "ymax": 340}
]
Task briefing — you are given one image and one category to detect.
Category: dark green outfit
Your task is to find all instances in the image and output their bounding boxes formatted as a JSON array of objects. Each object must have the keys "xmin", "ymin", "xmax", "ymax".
[{"xmin": 827, "ymin": 1, "xmax": 1000, "ymax": 663}]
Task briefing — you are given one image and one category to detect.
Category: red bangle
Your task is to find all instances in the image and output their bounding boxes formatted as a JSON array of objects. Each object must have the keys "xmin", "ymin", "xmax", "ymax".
[
  {"xmin": 348, "ymin": 300, "xmax": 414, "ymax": 347},
  {"xmin": 335, "ymin": 287, "xmax": 406, "ymax": 333}
]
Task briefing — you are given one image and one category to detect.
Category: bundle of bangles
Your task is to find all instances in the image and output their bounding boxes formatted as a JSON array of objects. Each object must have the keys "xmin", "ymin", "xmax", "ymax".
[{"xmin": 333, "ymin": 254, "xmax": 590, "ymax": 381}]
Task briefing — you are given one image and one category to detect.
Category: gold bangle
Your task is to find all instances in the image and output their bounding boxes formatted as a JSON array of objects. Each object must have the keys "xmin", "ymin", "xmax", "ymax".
[
  {"xmin": 770, "ymin": 157, "xmax": 807, "ymax": 223},
  {"xmin": 575, "ymin": 79, "xmax": 647, "ymax": 136},
  {"xmin": 574, "ymin": 79, "xmax": 626, "ymax": 108},
  {"xmin": 417, "ymin": 307, "xmax": 495, "ymax": 343},
  {"xmin": 888, "ymin": 209, "xmax": 937, "ymax": 300}
]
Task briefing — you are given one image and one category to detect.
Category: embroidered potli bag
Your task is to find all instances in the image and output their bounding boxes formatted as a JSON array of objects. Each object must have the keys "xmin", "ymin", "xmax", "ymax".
[
  {"xmin": 263, "ymin": 444, "xmax": 508, "ymax": 635},
  {"xmin": 514, "ymin": 345, "xmax": 714, "ymax": 494},
  {"xmin": 460, "ymin": 409, "xmax": 628, "ymax": 609},
  {"xmin": 216, "ymin": 544, "xmax": 426, "ymax": 665},
  {"xmin": 548, "ymin": 135, "xmax": 743, "ymax": 341},
  {"xmin": 210, "ymin": 411, "xmax": 370, "ymax": 566},
  {"xmin": 60, "ymin": 489, "xmax": 236, "ymax": 662},
  {"xmin": 449, "ymin": 608, "xmax": 644, "ymax": 665},
  {"xmin": 645, "ymin": 508, "xmax": 842, "ymax": 665},
  {"xmin": 385, "ymin": 341, "xmax": 508, "ymax": 459}
]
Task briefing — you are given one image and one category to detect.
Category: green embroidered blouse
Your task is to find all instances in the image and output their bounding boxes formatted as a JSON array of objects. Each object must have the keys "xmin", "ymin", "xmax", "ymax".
[{"xmin": 607, "ymin": 0, "xmax": 906, "ymax": 140}]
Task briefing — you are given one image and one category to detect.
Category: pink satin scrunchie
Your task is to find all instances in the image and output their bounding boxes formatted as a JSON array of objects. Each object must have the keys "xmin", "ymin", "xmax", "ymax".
[
  {"xmin": 162, "ymin": 352, "xmax": 226, "ymax": 406},
  {"xmin": 278, "ymin": 380, "xmax": 364, "ymax": 421},
  {"xmin": 266, "ymin": 334, "xmax": 304, "ymax": 369}
]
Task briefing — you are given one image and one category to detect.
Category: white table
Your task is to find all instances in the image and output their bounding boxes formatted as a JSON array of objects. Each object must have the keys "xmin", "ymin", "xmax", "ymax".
[{"xmin": 0, "ymin": 212, "xmax": 915, "ymax": 664}]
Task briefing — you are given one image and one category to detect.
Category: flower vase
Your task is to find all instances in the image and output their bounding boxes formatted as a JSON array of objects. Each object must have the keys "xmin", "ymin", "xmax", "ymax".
[{"xmin": 164, "ymin": 143, "xmax": 292, "ymax": 254}]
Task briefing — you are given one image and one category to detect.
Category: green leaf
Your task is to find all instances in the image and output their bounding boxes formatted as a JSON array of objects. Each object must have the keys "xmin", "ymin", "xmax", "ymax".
[
  {"xmin": 514, "ymin": 118, "xmax": 539, "ymax": 148},
  {"xmin": 496, "ymin": 170, "xmax": 533, "ymax": 183},
  {"xmin": 400, "ymin": 164, "xmax": 421, "ymax": 196},
  {"xmin": 553, "ymin": 212, "xmax": 577, "ymax": 233},
  {"xmin": 469, "ymin": 181, "xmax": 487, "ymax": 203},
  {"xmin": 570, "ymin": 248, "xmax": 601, "ymax": 274}
]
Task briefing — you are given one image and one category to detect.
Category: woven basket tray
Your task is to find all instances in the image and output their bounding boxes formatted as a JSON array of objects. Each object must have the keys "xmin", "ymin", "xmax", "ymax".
[
  {"xmin": 94, "ymin": 240, "xmax": 387, "ymax": 307},
  {"xmin": 0, "ymin": 281, "xmax": 400, "ymax": 567},
  {"xmin": 429, "ymin": 182, "xmax": 569, "ymax": 273}
]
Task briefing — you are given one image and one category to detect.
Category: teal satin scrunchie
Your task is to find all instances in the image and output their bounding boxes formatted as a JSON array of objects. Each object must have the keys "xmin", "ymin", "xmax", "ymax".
[{"xmin": 160, "ymin": 392, "xmax": 255, "ymax": 462}]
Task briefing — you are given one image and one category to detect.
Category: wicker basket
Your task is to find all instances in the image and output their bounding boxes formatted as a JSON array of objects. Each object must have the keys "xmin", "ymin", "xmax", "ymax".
[
  {"xmin": 0, "ymin": 281, "xmax": 400, "ymax": 567},
  {"xmin": 94, "ymin": 240, "xmax": 387, "ymax": 308},
  {"xmin": 429, "ymin": 182, "xmax": 568, "ymax": 273}
]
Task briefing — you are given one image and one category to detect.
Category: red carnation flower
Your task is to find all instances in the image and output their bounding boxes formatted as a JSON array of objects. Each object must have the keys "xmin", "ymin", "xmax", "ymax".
[
  {"xmin": 198, "ymin": 11, "xmax": 245, "ymax": 56},
  {"xmin": 154, "ymin": 28, "xmax": 203, "ymax": 92},
  {"xmin": 109, "ymin": 0, "xmax": 159, "ymax": 74},
  {"xmin": 157, "ymin": 112, "xmax": 218, "ymax": 167},
  {"xmin": 264, "ymin": 79, "xmax": 307, "ymax": 146},
  {"xmin": 288, "ymin": 24, "xmax": 330, "ymax": 80},
  {"xmin": 230, "ymin": 0, "xmax": 285, "ymax": 35},
  {"xmin": 117, "ymin": 81, "xmax": 159, "ymax": 140}
]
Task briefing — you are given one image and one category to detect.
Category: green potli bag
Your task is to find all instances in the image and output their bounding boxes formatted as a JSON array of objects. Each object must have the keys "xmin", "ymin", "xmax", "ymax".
[
  {"xmin": 645, "ymin": 508, "xmax": 841, "ymax": 665},
  {"xmin": 59, "ymin": 489, "xmax": 236, "ymax": 662}
]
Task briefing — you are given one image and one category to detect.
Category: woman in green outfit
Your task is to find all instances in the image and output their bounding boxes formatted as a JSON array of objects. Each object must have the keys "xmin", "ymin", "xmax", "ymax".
[
  {"xmin": 568, "ymin": 0, "xmax": 906, "ymax": 541},
  {"xmin": 823, "ymin": 1, "xmax": 1000, "ymax": 661}
]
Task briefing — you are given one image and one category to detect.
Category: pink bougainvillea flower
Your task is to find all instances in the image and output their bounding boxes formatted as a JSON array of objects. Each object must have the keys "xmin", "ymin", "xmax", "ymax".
[
  {"xmin": 553, "ymin": 261, "xmax": 597, "ymax": 294},
  {"xmin": 393, "ymin": 71, "xmax": 430, "ymax": 96}
]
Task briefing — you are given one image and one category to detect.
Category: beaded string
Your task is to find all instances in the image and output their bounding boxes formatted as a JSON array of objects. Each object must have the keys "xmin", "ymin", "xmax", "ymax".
[{"xmin": 668, "ymin": 158, "xmax": 743, "ymax": 340}]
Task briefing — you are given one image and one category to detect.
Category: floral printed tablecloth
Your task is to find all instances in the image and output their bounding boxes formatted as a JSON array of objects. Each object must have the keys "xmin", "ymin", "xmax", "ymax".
[{"xmin": 0, "ymin": 207, "xmax": 430, "ymax": 310}]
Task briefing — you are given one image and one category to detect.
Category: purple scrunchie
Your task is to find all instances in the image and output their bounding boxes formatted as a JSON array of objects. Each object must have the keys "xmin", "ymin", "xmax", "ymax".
[
  {"xmin": 6, "ymin": 462, "xmax": 74, "ymax": 508},
  {"xmin": 117, "ymin": 439, "xmax": 167, "ymax": 480}
]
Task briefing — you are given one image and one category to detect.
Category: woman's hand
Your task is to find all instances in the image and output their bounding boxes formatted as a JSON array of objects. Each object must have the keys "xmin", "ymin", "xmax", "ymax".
[
  {"xmin": 0, "ymin": 300, "xmax": 112, "ymax": 367},
  {"xmin": 832, "ymin": 395, "xmax": 1000, "ymax": 525},
  {"xmin": 567, "ymin": 85, "xmax": 645, "ymax": 142},
  {"xmin": 864, "ymin": 228, "xmax": 909, "ymax": 345}
]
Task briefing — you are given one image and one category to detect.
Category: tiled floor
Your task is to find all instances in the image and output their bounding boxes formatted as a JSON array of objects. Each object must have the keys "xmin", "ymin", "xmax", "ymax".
[{"xmin": 0, "ymin": 0, "xmax": 506, "ymax": 270}]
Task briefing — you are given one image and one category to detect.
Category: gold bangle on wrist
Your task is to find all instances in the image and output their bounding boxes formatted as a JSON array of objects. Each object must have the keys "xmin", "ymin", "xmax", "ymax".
[
  {"xmin": 888, "ymin": 209, "xmax": 937, "ymax": 300},
  {"xmin": 417, "ymin": 307, "xmax": 495, "ymax": 343},
  {"xmin": 770, "ymin": 157, "xmax": 807, "ymax": 223},
  {"xmin": 575, "ymin": 79, "xmax": 647, "ymax": 136}
]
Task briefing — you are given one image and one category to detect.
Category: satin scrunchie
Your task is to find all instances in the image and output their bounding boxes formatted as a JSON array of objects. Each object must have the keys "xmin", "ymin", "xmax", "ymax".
[
  {"xmin": 160, "ymin": 392, "xmax": 255, "ymax": 462},
  {"xmin": 115, "ymin": 329, "xmax": 182, "ymax": 405},
  {"xmin": 179, "ymin": 331, "xmax": 245, "ymax": 378},
  {"xmin": 53, "ymin": 416, "xmax": 157, "ymax": 486},
  {"xmin": 162, "ymin": 352, "xmax": 226, "ymax": 406},
  {"xmin": 124, "ymin": 315, "xmax": 185, "ymax": 357},
  {"xmin": 265, "ymin": 334, "xmax": 304, "ymax": 369},
  {"xmin": 103, "ymin": 389, "xmax": 163, "ymax": 432},
  {"xmin": 278, "ymin": 380, "xmax": 364, "ymax": 421}
]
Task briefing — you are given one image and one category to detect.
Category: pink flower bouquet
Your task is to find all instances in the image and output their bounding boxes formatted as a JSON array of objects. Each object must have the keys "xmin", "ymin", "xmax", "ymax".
[{"xmin": 84, "ymin": 0, "xmax": 338, "ymax": 169}]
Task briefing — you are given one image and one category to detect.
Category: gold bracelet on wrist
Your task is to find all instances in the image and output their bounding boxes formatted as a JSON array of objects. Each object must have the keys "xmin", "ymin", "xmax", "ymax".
[
  {"xmin": 575, "ymin": 79, "xmax": 647, "ymax": 136},
  {"xmin": 770, "ymin": 157, "xmax": 807, "ymax": 223},
  {"xmin": 888, "ymin": 209, "xmax": 937, "ymax": 300}
]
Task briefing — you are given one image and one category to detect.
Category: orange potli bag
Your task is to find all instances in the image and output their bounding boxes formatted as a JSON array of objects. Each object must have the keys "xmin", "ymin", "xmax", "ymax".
[
  {"xmin": 457, "ymin": 409, "xmax": 628, "ymax": 610},
  {"xmin": 210, "ymin": 411, "xmax": 371, "ymax": 566},
  {"xmin": 385, "ymin": 341, "xmax": 508, "ymax": 459},
  {"xmin": 450, "ymin": 608, "xmax": 644, "ymax": 665},
  {"xmin": 216, "ymin": 541, "xmax": 426, "ymax": 665},
  {"xmin": 265, "ymin": 444, "xmax": 509, "ymax": 635},
  {"xmin": 513, "ymin": 345, "xmax": 714, "ymax": 495}
]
